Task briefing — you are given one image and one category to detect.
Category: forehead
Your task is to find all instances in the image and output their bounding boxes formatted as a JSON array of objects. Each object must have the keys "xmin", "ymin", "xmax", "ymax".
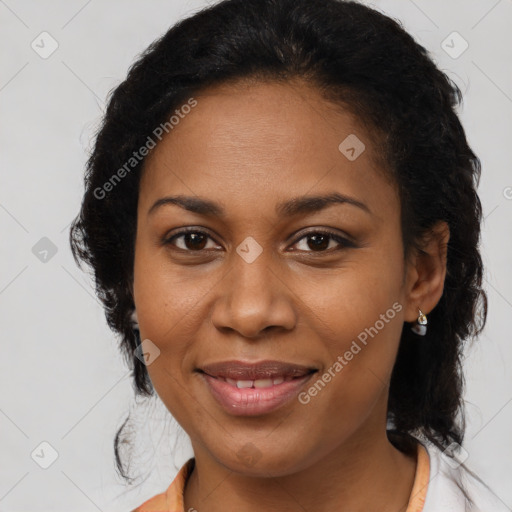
[{"xmin": 138, "ymin": 79, "xmax": 398, "ymax": 222}]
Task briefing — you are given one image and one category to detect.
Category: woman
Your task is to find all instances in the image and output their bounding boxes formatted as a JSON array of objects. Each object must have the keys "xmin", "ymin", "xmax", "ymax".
[{"xmin": 69, "ymin": 0, "xmax": 509, "ymax": 510}]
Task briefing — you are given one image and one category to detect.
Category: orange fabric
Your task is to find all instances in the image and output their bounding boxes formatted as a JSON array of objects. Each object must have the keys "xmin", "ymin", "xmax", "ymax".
[
  {"xmin": 131, "ymin": 458, "xmax": 195, "ymax": 512},
  {"xmin": 132, "ymin": 442, "xmax": 430, "ymax": 512},
  {"xmin": 405, "ymin": 442, "xmax": 430, "ymax": 512}
]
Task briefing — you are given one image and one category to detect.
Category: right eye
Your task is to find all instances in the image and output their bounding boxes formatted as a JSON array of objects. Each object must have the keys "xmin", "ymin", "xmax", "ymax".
[{"xmin": 163, "ymin": 228, "xmax": 221, "ymax": 252}]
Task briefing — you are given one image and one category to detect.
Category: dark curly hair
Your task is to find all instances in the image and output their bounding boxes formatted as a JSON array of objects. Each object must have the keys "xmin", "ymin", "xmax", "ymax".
[{"xmin": 69, "ymin": 0, "xmax": 487, "ymax": 482}]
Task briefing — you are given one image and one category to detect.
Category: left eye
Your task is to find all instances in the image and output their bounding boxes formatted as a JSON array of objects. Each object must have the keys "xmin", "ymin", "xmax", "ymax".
[
  {"xmin": 292, "ymin": 231, "xmax": 353, "ymax": 253},
  {"xmin": 164, "ymin": 229, "xmax": 353, "ymax": 253}
]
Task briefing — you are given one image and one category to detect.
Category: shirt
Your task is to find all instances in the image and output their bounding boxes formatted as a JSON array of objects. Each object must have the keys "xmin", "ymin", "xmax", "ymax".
[
  {"xmin": 132, "ymin": 442, "xmax": 429, "ymax": 511},
  {"xmin": 130, "ymin": 437, "xmax": 509, "ymax": 511}
]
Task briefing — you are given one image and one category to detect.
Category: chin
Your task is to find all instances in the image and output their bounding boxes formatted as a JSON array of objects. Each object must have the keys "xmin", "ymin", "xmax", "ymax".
[{"xmin": 211, "ymin": 442, "xmax": 315, "ymax": 478}]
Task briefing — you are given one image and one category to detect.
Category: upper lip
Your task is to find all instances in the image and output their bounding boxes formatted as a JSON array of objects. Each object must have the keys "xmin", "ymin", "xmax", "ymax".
[{"xmin": 198, "ymin": 360, "xmax": 317, "ymax": 380}]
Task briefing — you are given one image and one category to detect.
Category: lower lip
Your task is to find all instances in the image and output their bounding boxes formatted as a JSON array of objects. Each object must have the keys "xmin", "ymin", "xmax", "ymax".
[{"xmin": 200, "ymin": 372, "xmax": 314, "ymax": 416}]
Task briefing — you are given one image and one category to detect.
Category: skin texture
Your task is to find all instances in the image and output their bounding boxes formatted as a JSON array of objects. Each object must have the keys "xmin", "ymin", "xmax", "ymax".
[{"xmin": 132, "ymin": 79, "xmax": 449, "ymax": 512}]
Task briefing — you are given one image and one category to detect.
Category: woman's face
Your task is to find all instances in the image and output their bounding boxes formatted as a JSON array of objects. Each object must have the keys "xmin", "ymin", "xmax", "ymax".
[{"xmin": 133, "ymin": 79, "xmax": 418, "ymax": 475}]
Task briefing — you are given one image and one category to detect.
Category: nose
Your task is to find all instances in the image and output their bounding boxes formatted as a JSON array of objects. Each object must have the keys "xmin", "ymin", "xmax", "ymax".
[{"xmin": 210, "ymin": 251, "xmax": 297, "ymax": 339}]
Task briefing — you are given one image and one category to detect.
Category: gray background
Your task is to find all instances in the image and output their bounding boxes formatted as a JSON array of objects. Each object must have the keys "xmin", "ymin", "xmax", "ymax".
[{"xmin": 1, "ymin": 0, "xmax": 511, "ymax": 510}]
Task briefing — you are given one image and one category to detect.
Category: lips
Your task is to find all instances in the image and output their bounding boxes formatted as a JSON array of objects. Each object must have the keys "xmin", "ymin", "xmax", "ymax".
[
  {"xmin": 199, "ymin": 362, "xmax": 318, "ymax": 416},
  {"xmin": 198, "ymin": 360, "xmax": 317, "ymax": 381}
]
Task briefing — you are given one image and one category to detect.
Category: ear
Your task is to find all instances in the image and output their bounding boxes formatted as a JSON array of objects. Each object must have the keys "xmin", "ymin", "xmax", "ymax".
[{"xmin": 403, "ymin": 220, "xmax": 450, "ymax": 323}]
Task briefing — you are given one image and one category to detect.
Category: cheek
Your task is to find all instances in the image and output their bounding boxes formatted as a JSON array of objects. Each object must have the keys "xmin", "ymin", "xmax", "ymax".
[
  {"xmin": 133, "ymin": 238, "xmax": 208, "ymax": 332},
  {"xmin": 293, "ymin": 248, "xmax": 405, "ymax": 410},
  {"xmin": 294, "ymin": 293, "xmax": 404, "ymax": 448},
  {"xmin": 300, "ymin": 281, "xmax": 403, "ymax": 386},
  {"xmin": 295, "ymin": 245, "xmax": 404, "ymax": 349},
  {"xmin": 132, "ymin": 244, "xmax": 203, "ymax": 392}
]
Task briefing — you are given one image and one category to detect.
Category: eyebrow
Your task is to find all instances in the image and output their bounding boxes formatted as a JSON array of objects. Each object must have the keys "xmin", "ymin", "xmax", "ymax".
[{"xmin": 148, "ymin": 192, "xmax": 372, "ymax": 218}]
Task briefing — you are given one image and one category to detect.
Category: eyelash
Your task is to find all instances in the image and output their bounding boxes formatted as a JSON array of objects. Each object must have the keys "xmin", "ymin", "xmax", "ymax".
[{"xmin": 163, "ymin": 227, "xmax": 355, "ymax": 255}]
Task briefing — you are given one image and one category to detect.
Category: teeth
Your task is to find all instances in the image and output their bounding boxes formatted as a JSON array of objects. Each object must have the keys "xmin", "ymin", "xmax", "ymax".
[
  {"xmin": 222, "ymin": 376, "xmax": 288, "ymax": 388},
  {"xmin": 236, "ymin": 380, "xmax": 253, "ymax": 389},
  {"xmin": 254, "ymin": 378, "xmax": 274, "ymax": 388}
]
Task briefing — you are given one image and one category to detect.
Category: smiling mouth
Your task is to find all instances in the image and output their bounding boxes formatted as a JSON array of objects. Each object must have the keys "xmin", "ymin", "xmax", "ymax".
[
  {"xmin": 198, "ymin": 370, "xmax": 317, "ymax": 416},
  {"xmin": 195, "ymin": 360, "xmax": 318, "ymax": 415}
]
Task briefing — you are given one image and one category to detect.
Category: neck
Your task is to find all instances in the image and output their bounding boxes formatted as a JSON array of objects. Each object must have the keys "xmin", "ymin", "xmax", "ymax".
[{"xmin": 183, "ymin": 424, "xmax": 417, "ymax": 512}]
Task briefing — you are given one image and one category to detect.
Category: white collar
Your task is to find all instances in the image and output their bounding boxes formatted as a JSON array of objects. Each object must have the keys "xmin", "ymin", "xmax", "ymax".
[{"xmin": 416, "ymin": 438, "xmax": 510, "ymax": 511}]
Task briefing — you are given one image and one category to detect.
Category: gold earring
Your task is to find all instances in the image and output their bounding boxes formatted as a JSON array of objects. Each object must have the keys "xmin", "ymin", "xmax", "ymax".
[{"xmin": 411, "ymin": 308, "xmax": 427, "ymax": 336}]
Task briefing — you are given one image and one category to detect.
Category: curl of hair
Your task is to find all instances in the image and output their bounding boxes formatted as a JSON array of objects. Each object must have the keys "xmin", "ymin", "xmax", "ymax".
[{"xmin": 69, "ymin": 0, "xmax": 487, "ymax": 481}]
